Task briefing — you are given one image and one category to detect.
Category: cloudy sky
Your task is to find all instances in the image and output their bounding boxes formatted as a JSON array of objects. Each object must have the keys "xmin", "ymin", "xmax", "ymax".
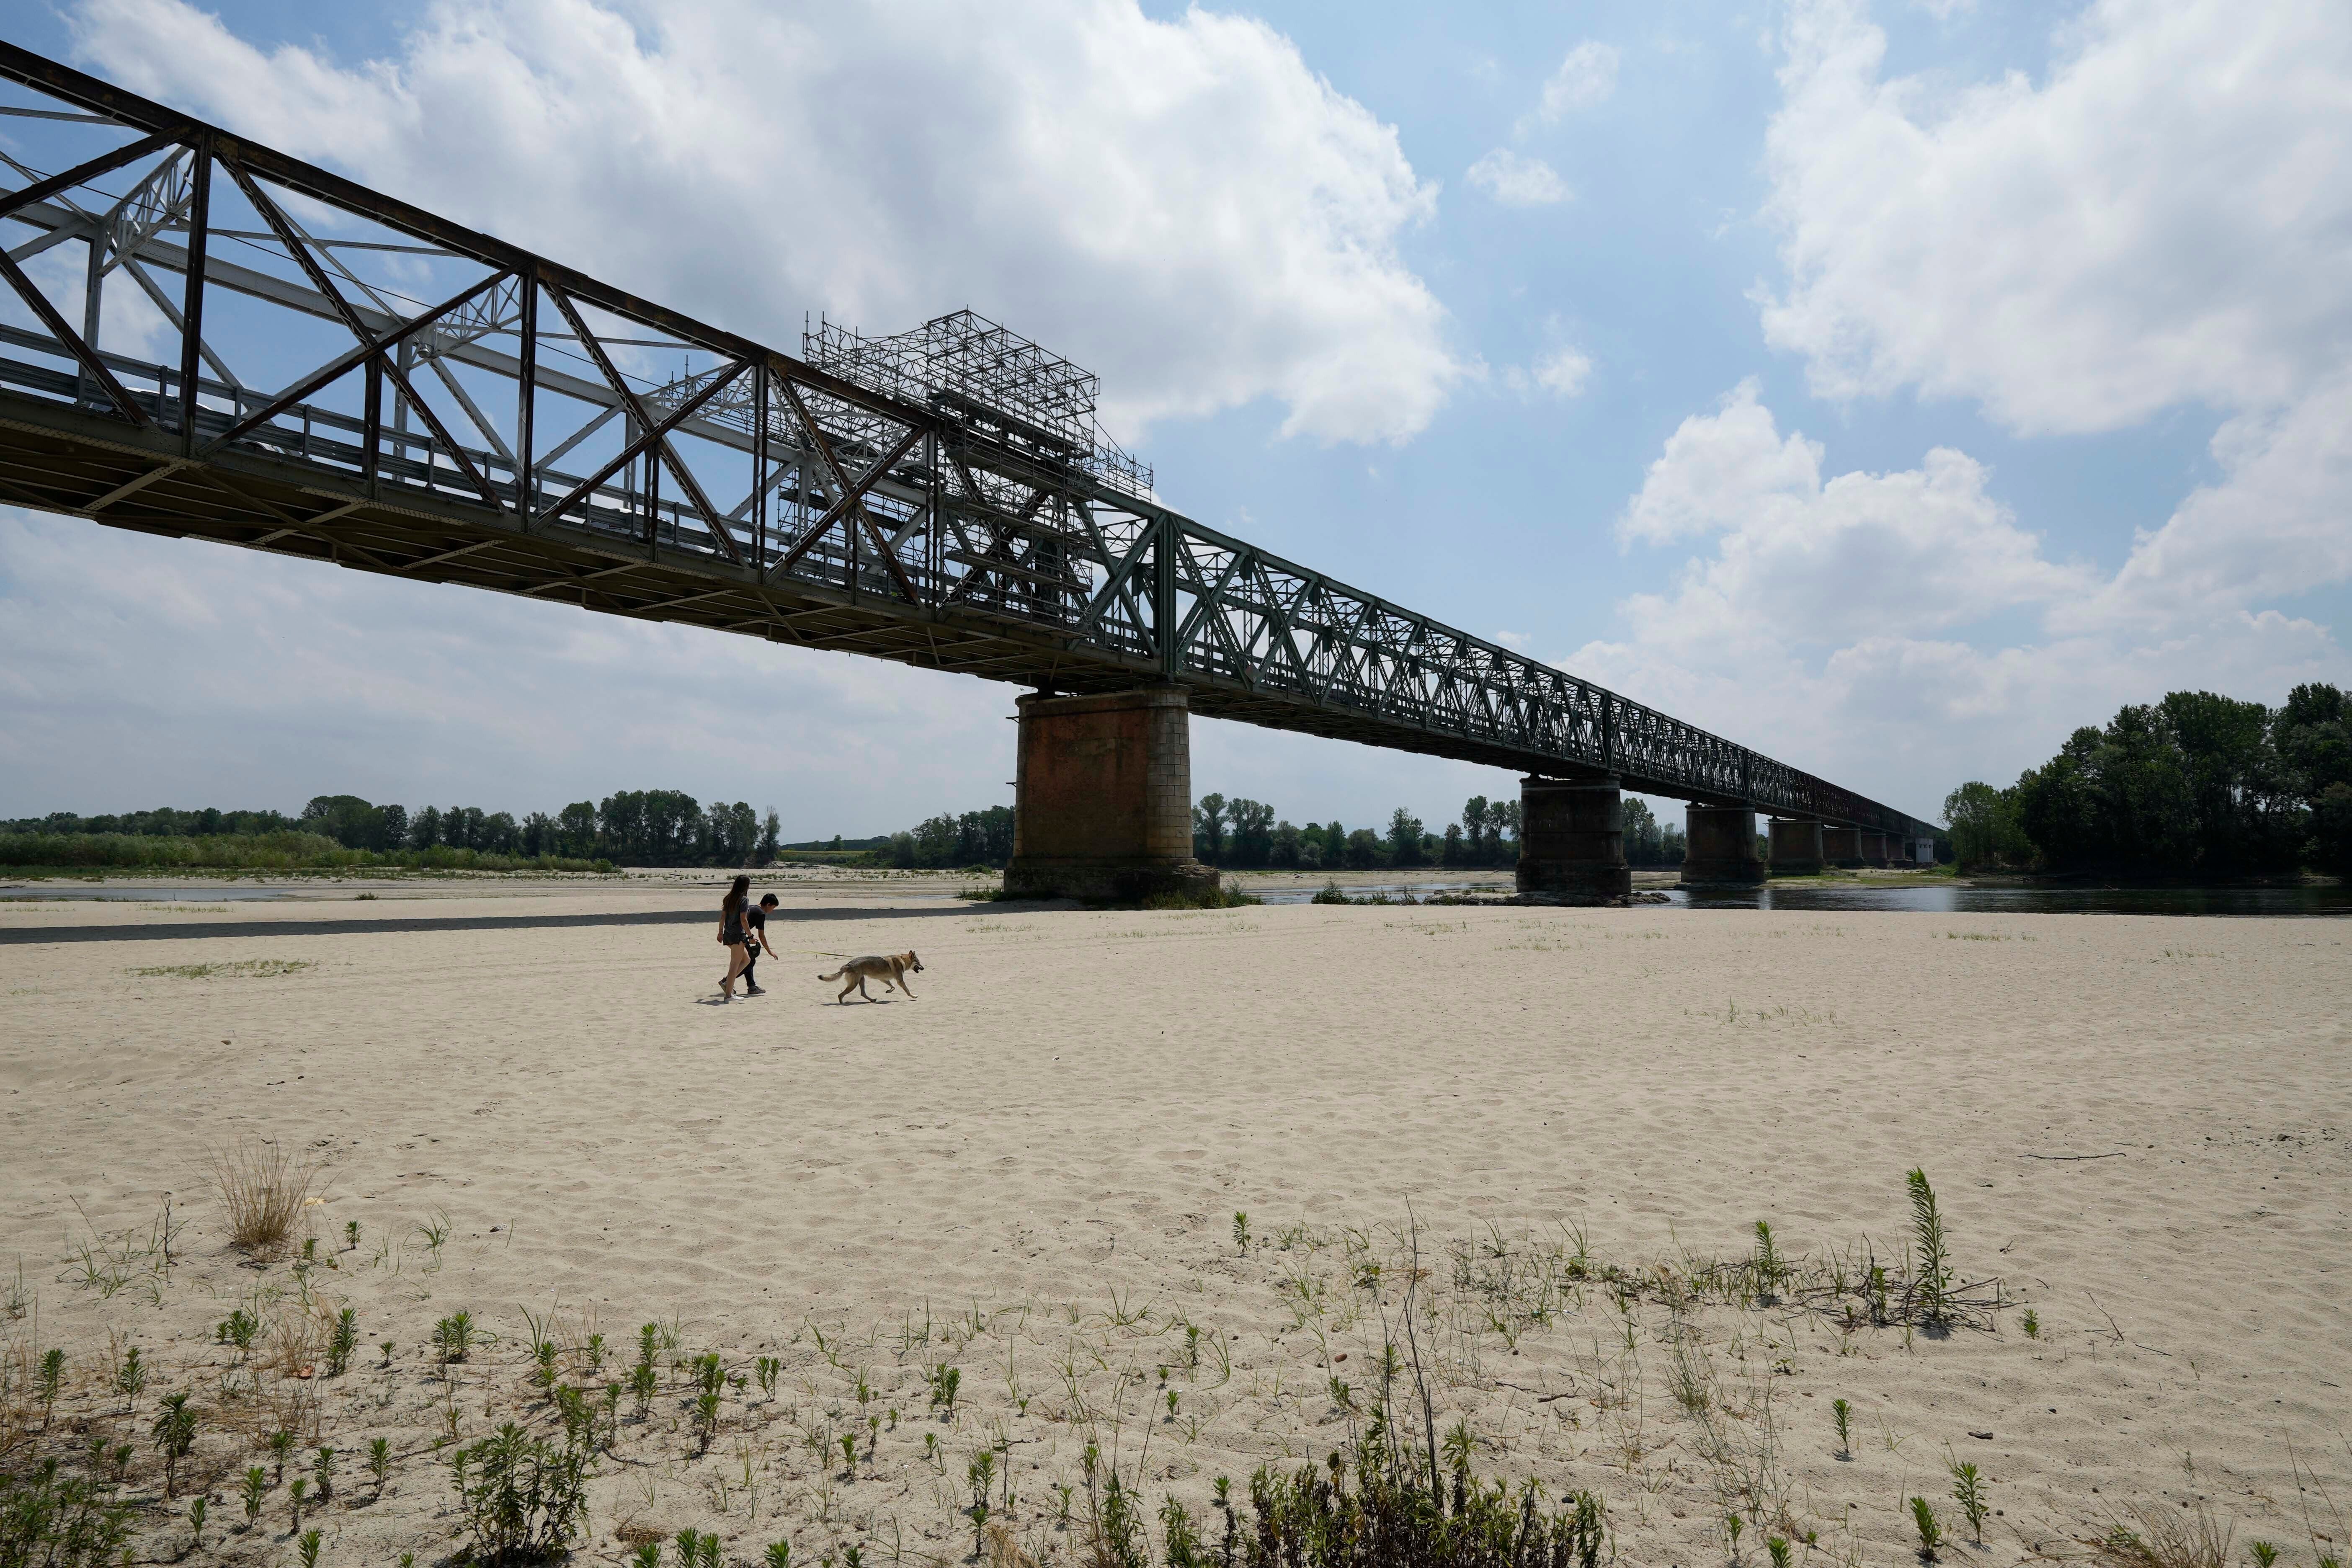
[{"xmin": 4, "ymin": 0, "xmax": 2348, "ymax": 837}]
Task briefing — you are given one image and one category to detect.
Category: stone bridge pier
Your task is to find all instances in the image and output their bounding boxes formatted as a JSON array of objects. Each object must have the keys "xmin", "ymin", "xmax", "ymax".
[
  {"xmin": 1003, "ymin": 686, "xmax": 1219, "ymax": 903},
  {"xmin": 1769, "ymin": 818, "xmax": 1824, "ymax": 875},
  {"xmin": 1821, "ymin": 825, "xmax": 1864, "ymax": 868},
  {"xmin": 1681, "ymin": 806, "xmax": 1764, "ymax": 886},
  {"xmin": 1517, "ymin": 776, "xmax": 1632, "ymax": 901}
]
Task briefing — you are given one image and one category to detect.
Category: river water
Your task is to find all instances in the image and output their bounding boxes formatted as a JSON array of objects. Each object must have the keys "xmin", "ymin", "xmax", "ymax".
[{"xmin": 1253, "ymin": 879, "xmax": 2352, "ymax": 916}]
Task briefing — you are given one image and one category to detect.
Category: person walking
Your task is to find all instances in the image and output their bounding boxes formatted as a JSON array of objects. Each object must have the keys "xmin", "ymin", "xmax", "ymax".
[
  {"xmin": 715, "ymin": 874, "xmax": 752, "ymax": 1002},
  {"xmin": 740, "ymin": 892, "xmax": 780, "ymax": 995}
]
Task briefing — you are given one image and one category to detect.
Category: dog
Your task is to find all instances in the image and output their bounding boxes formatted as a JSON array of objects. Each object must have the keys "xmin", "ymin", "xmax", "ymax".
[{"xmin": 817, "ymin": 951, "xmax": 923, "ymax": 1004}]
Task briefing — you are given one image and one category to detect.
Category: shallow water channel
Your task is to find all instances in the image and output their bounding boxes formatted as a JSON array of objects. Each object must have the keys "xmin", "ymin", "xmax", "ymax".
[{"xmin": 1254, "ymin": 878, "xmax": 2352, "ymax": 916}]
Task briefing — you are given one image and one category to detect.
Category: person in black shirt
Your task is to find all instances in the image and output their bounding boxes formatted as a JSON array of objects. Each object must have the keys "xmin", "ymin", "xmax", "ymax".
[{"xmin": 740, "ymin": 893, "xmax": 781, "ymax": 995}]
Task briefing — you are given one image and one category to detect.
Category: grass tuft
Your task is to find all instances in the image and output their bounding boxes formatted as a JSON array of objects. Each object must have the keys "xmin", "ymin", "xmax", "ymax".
[
  {"xmin": 130, "ymin": 958, "xmax": 315, "ymax": 980},
  {"xmin": 205, "ymin": 1137, "xmax": 322, "ymax": 1257}
]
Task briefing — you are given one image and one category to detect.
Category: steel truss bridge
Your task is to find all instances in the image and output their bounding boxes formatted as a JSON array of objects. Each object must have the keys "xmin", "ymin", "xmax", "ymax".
[{"xmin": 0, "ymin": 44, "xmax": 1933, "ymax": 841}]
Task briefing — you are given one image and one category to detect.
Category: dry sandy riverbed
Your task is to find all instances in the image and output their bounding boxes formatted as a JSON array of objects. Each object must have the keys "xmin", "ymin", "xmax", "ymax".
[{"xmin": 1, "ymin": 890, "xmax": 2346, "ymax": 1565}]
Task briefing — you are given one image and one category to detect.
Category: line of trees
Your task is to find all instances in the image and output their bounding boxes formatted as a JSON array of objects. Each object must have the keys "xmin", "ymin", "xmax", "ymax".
[
  {"xmin": 871, "ymin": 791, "xmax": 1700, "ymax": 873},
  {"xmin": 5, "ymin": 791, "xmax": 786, "ymax": 869},
  {"xmin": 1188, "ymin": 794, "xmax": 1529, "ymax": 871},
  {"xmin": 879, "ymin": 806, "xmax": 1016, "ymax": 869},
  {"xmin": 1943, "ymin": 685, "xmax": 2352, "ymax": 879}
]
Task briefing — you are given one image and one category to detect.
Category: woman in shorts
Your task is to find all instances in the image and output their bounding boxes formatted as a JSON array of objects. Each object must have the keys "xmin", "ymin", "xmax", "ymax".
[{"xmin": 717, "ymin": 873, "xmax": 752, "ymax": 1001}]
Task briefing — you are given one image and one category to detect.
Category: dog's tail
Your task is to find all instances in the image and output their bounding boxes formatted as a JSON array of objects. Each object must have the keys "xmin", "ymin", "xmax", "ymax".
[{"xmin": 817, "ymin": 967, "xmax": 845, "ymax": 981}]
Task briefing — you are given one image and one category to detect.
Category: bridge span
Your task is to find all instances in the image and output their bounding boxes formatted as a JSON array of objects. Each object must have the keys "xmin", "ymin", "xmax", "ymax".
[{"xmin": 0, "ymin": 44, "xmax": 1936, "ymax": 900}]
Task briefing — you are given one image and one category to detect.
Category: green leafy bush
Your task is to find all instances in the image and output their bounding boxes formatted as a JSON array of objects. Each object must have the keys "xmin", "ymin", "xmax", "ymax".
[{"xmin": 452, "ymin": 1422, "xmax": 590, "ymax": 1564}]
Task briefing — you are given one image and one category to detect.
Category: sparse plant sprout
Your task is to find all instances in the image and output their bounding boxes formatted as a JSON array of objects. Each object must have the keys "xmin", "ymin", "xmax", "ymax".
[
  {"xmin": 1233, "ymin": 1211, "xmax": 1252, "ymax": 1253},
  {"xmin": 114, "ymin": 1345, "xmax": 147, "ymax": 1406},
  {"xmin": 756, "ymin": 1354, "xmax": 780, "ymax": 1397},
  {"xmin": 1832, "ymin": 1398, "xmax": 1853, "ymax": 1456},
  {"xmin": 1907, "ymin": 1168, "xmax": 1952, "ymax": 1323},
  {"xmin": 151, "ymin": 1391, "xmax": 197, "ymax": 1496},
  {"xmin": 1753, "ymin": 1220, "xmax": 1783, "ymax": 1300},
  {"xmin": 289, "ymin": 1475, "xmax": 308, "ymax": 1527},
  {"xmin": 1911, "ymin": 1496, "xmax": 1943, "ymax": 1559},
  {"xmin": 327, "ymin": 1306, "xmax": 358, "ymax": 1377},
  {"xmin": 381, "ymin": 1339, "xmax": 396, "ymax": 1367},
  {"xmin": 217, "ymin": 1307, "xmax": 260, "ymax": 1356},
  {"xmin": 632, "ymin": 1546, "xmax": 661, "ymax": 1568},
  {"xmin": 928, "ymin": 1363, "xmax": 961, "ymax": 1415},
  {"xmin": 1949, "ymin": 1456, "xmax": 1988, "ymax": 1538},
  {"xmin": 1767, "ymin": 1537, "xmax": 1792, "ymax": 1568},
  {"xmin": 433, "ymin": 1310, "xmax": 477, "ymax": 1365},
  {"xmin": 370, "ymin": 1436, "xmax": 392, "ymax": 1492},
  {"xmin": 269, "ymin": 1428, "xmax": 297, "ymax": 1481},
  {"xmin": 299, "ymin": 1525, "xmax": 323, "ymax": 1568},
  {"xmin": 343, "ymin": 1220, "xmax": 361, "ymax": 1251},
  {"xmin": 36, "ymin": 1347, "xmax": 64, "ymax": 1422},
  {"xmin": 631, "ymin": 1359, "xmax": 658, "ymax": 1416},
  {"xmin": 187, "ymin": 1495, "xmax": 206, "ymax": 1548},
  {"xmin": 312, "ymin": 1444, "xmax": 336, "ymax": 1501},
  {"xmin": 242, "ymin": 1465, "xmax": 268, "ymax": 1521},
  {"xmin": 694, "ymin": 1390, "xmax": 721, "ymax": 1453},
  {"xmin": 2250, "ymin": 1545, "xmax": 2278, "ymax": 1568},
  {"xmin": 586, "ymin": 1332, "xmax": 607, "ymax": 1374},
  {"xmin": 767, "ymin": 1543, "xmax": 792, "ymax": 1567},
  {"xmin": 2022, "ymin": 1308, "xmax": 2041, "ymax": 1339}
]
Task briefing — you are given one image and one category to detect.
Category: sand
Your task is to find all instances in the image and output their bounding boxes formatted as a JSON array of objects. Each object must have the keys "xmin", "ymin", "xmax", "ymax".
[{"xmin": 1, "ymin": 886, "xmax": 2346, "ymax": 1565}]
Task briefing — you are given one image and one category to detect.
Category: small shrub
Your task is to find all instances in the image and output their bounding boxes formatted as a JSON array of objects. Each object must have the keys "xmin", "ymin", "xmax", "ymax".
[
  {"xmin": 453, "ymin": 1421, "xmax": 591, "ymax": 1564},
  {"xmin": 0, "ymin": 1462, "xmax": 133, "ymax": 1566},
  {"xmin": 241, "ymin": 1465, "xmax": 266, "ymax": 1522},
  {"xmin": 1310, "ymin": 880, "xmax": 1349, "ymax": 904}
]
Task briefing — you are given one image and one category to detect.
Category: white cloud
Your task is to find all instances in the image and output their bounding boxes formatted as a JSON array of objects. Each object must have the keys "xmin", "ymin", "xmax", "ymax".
[
  {"xmin": 1758, "ymin": 0, "xmax": 2352, "ymax": 436},
  {"xmin": 1539, "ymin": 41, "xmax": 1619, "ymax": 119},
  {"xmin": 1498, "ymin": 343, "xmax": 1593, "ymax": 399},
  {"xmin": 1567, "ymin": 382, "xmax": 2349, "ymax": 813},
  {"xmin": 67, "ymin": 0, "xmax": 1464, "ymax": 445},
  {"xmin": 1465, "ymin": 148, "xmax": 1568, "ymax": 207},
  {"xmin": 2066, "ymin": 371, "xmax": 2352, "ymax": 631},
  {"xmin": 1530, "ymin": 345, "xmax": 1591, "ymax": 397},
  {"xmin": 1614, "ymin": 381, "xmax": 2090, "ymax": 653}
]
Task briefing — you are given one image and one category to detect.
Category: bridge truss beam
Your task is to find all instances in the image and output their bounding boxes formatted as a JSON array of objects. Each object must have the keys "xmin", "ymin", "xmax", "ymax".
[{"xmin": 0, "ymin": 43, "xmax": 1935, "ymax": 841}]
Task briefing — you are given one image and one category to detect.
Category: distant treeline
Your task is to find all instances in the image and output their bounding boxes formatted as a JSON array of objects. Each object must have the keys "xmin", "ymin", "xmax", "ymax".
[
  {"xmin": 4, "ymin": 789, "xmax": 789, "ymax": 871},
  {"xmin": 873, "ymin": 793, "xmax": 1691, "ymax": 871},
  {"xmin": 1943, "ymin": 684, "xmax": 2352, "ymax": 879}
]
